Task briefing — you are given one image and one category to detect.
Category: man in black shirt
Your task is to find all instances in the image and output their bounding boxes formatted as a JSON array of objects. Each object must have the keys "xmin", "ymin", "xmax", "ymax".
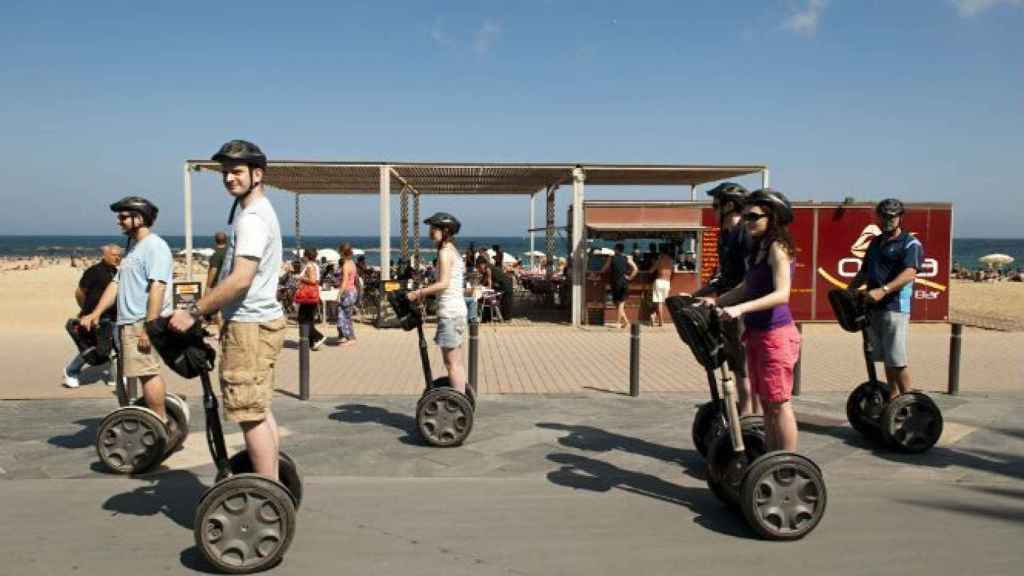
[
  {"xmin": 693, "ymin": 182, "xmax": 758, "ymax": 415},
  {"xmin": 64, "ymin": 245, "xmax": 121, "ymax": 388}
]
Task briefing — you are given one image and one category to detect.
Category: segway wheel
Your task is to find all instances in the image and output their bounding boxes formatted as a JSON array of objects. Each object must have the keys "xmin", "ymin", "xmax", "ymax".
[
  {"xmin": 228, "ymin": 450, "xmax": 304, "ymax": 510},
  {"xmin": 846, "ymin": 381, "xmax": 887, "ymax": 440},
  {"xmin": 95, "ymin": 406, "xmax": 169, "ymax": 474},
  {"xmin": 194, "ymin": 474, "xmax": 297, "ymax": 574},
  {"xmin": 133, "ymin": 393, "xmax": 191, "ymax": 455},
  {"xmin": 691, "ymin": 402, "xmax": 721, "ymax": 459},
  {"xmin": 740, "ymin": 452, "xmax": 827, "ymax": 541},
  {"xmin": 416, "ymin": 387, "xmax": 474, "ymax": 447},
  {"xmin": 881, "ymin": 392, "xmax": 944, "ymax": 454},
  {"xmin": 704, "ymin": 422, "xmax": 768, "ymax": 506}
]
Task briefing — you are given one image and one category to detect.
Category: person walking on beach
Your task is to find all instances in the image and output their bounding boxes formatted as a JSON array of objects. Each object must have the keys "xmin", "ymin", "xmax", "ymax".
[
  {"xmin": 712, "ymin": 189, "xmax": 800, "ymax": 451},
  {"xmin": 647, "ymin": 244, "xmax": 673, "ymax": 327},
  {"xmin": 408, "ymin": 213, "xmax": 468, "ymax": 394},
  {"xmin": 81, "ymin": 197, "xmax": 174, "ymax": 426},
  {"xmin": 63, "ymin": 244, "xmax": 121, "ymax": 388},
  {"xmin": 692, "ymin": 182, "xmax": 758, "ymax": 416},
  {"xmin": 295, "ymin": 248, "xmax": 326, "ymax": 350},
  {"xmin": 168, "ymin": 139, "xmax": 287, "ymax": 482},
  {"xmin": 600, "ymin": 243, "xmax": 638, "ymax": 329},
  {"xmin": 846, "ymin": 198, "xmax": 922, "ymax": 401},
  {"xmin": 336, "ymin": 243, "xmax": 358, "ymax": 346}
]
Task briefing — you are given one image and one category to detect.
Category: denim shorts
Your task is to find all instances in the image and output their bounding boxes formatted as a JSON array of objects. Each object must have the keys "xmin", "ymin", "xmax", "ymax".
[
  {"xmin": 435, "ymin": 316, "xmax": 467, "ymax": 349},
  {"xmin": 867, "ymin": 310, "xmax": 909, "ymax": 368}
]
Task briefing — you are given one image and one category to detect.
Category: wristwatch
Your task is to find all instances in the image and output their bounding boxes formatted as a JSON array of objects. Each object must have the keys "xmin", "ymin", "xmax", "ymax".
[{"xmin": 186, "ymin": 302, "xmax": 203, "ymax": 319}]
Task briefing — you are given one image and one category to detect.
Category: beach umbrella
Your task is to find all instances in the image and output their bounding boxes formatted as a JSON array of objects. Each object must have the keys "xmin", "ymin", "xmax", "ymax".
[
  {"xmin": 594, "ymin": 247, "xmax": 615, "ymax": 256},
  {"xmin": 315, "ymin": 248, "xmax": 341, "ymax": 263},
  {"xmin": 351, "ymin": 248, "xmax": 366, "ymax": 257},
  {"xmin": 523, "ymin": 250, "xmax": 546, "ymax": 257},
  {"xmin": 978, "ymin": 253, "xmax": 1014, "ymax": 268}
]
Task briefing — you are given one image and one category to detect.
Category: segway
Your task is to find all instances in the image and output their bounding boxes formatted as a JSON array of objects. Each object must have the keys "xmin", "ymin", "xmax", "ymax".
[
  {"xmin": 92, "ymin": 318, "xmax": 191, "ymax": 474},
  {"xmin": 388, "ymin": 290, "xmax": 476, "ymax": 447},
  {"xmin": 145, "ymin": 318, "xmax": 302, "ymax": 574},
  {"xmin": 828, "ymin": 289, "xmax": 944, "ymax": 453},
  {"xmin": 667, "ymin": 295, "xmax": 827, "ymax": 540}
]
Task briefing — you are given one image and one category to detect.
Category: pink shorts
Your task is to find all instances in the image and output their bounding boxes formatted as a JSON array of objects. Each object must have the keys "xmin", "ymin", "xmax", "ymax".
[{"xmin": 743, "ymin": 323, "xmax": 801, "ymax": 405}]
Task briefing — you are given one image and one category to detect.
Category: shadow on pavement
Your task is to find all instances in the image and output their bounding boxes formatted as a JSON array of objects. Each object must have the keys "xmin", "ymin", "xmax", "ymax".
[
  {"xmin": 101, "ymin": 469, "xmax": 208, "ymax": 530},
  {"xmin": 544, "ymin": 452, "xmax": 752, "ymax": 539},
  {"xmin": 48, "ymin": 418, "xmax": 102, "ymax": 449},
  {"xmin": 536, "ymin": 422, "xmax": 703, "ymax": 477},
  {"xmin": 330, "ymin": 403, "xmax": 422, "ymax": 446}
]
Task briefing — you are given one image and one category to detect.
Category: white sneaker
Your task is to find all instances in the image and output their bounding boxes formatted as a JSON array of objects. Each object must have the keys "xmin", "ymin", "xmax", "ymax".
[
  {"xmin": 312, "ymin": 335, "xmax": 327, "ymax": 351},
  {"xmin": 62, "ymin": 372, "xmax": 80, "ymax": 389}
]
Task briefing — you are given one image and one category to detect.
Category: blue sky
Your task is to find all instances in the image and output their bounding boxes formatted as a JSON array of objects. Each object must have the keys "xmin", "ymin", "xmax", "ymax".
[{"xmin": 1, "ymin": 0, "xmax": 1020, "ymax": 237}]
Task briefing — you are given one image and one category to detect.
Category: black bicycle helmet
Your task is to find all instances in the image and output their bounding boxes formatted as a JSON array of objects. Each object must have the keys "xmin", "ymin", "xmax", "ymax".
[
  {"xmin": 424, "ymin": 212, "xmax": 461, "ymax": 235},
  {"xmin": 707, "ymin": 182, "xmax": 749, "ymax": 211},
  {"xmin": 876, "ymin": 198, "xmax": 905, "ymax": 217},
  {"xmin": 110, "ymin": 196, "xmax": 159, "ymax": 227},
  {"xmin": 211, "ymin": 139, "xmax": 267, "ymax": 168},
  {"xmin": 747, "ymin": 188, "xmax": 793, "ymax": 225}
]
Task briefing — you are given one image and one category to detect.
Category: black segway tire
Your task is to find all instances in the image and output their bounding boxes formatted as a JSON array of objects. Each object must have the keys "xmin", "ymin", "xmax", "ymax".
[
  {"xmin": 846, "ymin": 381, "xmax": 887, "ymax": 441},
  {"xmin": 417, "ymin": 387, "xmax": 474, "ymax": 447},
  {"xmin": 880, "ymin": 392, "xmax": 944, "ymax": 454},
  {"xmin": 132, "ymin": 393, "xmax": 190, "ymax": 455},
  {"xmin": 740, "ymin": 452, "xmax": 827, "ymax": 541},
  {"xmin": 704, "ymin": 422, "xmax": 768, "ymax": 507},
  {"xmin": 228, "ymin": 450, "xmax": 304, "ymax": 510},
  {"xmin": 95, "ymin": 406, "xmax": 169, "ymax": 475},
  {"xmin": 692, "ymin": 402, "xmax": 721, "ymax": 459},
  {"xmin": 194, "ymin": 474, "xmax": 297, "ymax": 574}
]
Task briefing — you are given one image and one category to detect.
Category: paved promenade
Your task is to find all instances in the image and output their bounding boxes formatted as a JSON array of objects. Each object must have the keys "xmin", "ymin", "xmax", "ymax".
[
  {"xmin": 3, "ymin": 322, "xmax": 1021, "ymax": 399},
  {"xmin": 1, "ymin": 390, "xmax": 1022, "ymax": 575}
]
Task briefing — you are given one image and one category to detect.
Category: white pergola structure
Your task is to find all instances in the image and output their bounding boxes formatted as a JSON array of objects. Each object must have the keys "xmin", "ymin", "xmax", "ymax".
[{"xmin": 183, "ymin": 161, "xmax": 768, "ymax": 326}]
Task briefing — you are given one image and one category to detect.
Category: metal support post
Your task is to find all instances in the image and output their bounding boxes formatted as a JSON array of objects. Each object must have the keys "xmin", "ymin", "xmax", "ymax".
[
  {"xmin": 294, "ymin": 193, "xmax": 302, "ymax": 254},
  {"xmin": 629, "ymin": 323, "xmax": 640, "ymax": 397},
  {"xmin": 948, "ymin": 323, "xmax": 963, "ymax": 395},
  {"xmin": 469, "ymin": 320, "xmax": 480, "ymax": 395},
  {"xmin": 379, "ymin": 165, "xmax": 391, "ymax": 280},
  {"xmin": 400, "ymin": 186, "xmax": 409, "ymax": 262},
  {"xmin": 184, "ymin": 163, "xmax": 194, "ymax": 282},
  {"xmin": 413, "ymin": 192, "xmax": 421, "ymax": 269},
  {"xmin": 299, "ymin": 323, "xmax": 311, "ymax": 400}
]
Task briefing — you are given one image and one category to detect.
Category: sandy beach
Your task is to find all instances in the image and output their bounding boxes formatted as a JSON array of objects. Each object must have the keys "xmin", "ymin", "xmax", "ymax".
[{"xmin": 3, "ymin": 258, "xmax": 1022, "ymax": 334}]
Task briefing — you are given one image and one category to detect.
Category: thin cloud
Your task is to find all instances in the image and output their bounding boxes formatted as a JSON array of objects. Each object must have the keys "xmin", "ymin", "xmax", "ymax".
[
  {"xmin": 952, "ymin": 0, "xmax": 1023, "ymax": 16},
  {"xmin": 430, "ymin": 17, "xmax": 454, "ymax": 47},
  {"xmin": 473, "ymin": 19, "xmax": 502, "ymax": 56},
  {"xmin": 783, "ymin": 0, "xmax": 828, "ymax": 37}
]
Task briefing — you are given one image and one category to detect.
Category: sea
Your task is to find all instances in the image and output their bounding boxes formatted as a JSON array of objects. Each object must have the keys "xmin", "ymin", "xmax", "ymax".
[{"xmin": 2, "ymin": 235, "xmax": 1022, "ymax": 271}]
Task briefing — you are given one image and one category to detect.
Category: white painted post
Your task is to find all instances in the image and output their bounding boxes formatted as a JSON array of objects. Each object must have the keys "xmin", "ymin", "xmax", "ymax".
[
  {"xmin": 762, "ymin": 169, "xmax": 771, "ymax": 189},
  {"xmin": 529, "ymin": 191, "xmax": 536, "ymax": 270},
  {"xmin": 379, "ymin": 165, "xmax": 392, "ymax": 281},
  {"xmin": 571, "ymin": 167, "xmax": 586, "ymax": 327},
  {"xmin": 690, "ymin": 184, "xmax": 696, "ymax": 201},
  {"xmin": 184, "ymin": 163, "xmax": 193, "ymax": 282}
]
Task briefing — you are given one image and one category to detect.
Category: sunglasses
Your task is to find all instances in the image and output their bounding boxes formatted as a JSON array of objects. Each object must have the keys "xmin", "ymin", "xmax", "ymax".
[
  {"xmin": 742, "ymin": 213, "xmax": 768, "ymax": 222},
  {"xmin": 116, "ymin": 213, "xmax": 134, "ymax": 221}
]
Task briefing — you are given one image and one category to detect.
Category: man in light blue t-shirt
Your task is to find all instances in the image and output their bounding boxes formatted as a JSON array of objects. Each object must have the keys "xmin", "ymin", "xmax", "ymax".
[
  {"xmin": 82, "ymin": 197, "xmax": 174, "ymax": 424},
  {"xmin": 169, "ymin": 140, "xmax": 286, "ymax": 483}
]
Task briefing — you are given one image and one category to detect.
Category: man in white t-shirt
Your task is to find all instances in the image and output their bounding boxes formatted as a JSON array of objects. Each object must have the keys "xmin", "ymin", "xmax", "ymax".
[{"xmin": 169, "ymin": 140, "xmax": 286, "ymax": 482}]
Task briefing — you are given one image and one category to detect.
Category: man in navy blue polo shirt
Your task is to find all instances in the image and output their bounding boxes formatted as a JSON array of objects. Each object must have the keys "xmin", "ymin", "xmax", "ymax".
[{"xmin": 848, "ymin": 198, "xmax": 923, "ymax": 400}]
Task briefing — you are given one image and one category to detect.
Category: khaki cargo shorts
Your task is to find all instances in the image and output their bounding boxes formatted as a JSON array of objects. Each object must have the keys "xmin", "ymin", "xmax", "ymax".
[
  {"xmin": 120, "ymin": 321, "xmax": 162, "ymax": 378},
  {"xmin": 219, "ymin": 317, "xmax": 286, "ymax": 423}
]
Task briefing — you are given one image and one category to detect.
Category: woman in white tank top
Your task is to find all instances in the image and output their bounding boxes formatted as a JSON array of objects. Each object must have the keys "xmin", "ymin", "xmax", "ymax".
[{"xmin": 407, "ymin": 212, "xmax": 468, "ymax": 395}]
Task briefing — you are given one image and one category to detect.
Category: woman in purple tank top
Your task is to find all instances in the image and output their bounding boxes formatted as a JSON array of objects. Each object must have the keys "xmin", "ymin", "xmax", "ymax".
[{"xmin": 713, "ymin": 189, "xmax": 802, "ymax": 452}]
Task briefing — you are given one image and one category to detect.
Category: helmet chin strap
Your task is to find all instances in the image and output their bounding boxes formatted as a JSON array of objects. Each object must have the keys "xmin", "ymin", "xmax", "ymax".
[{"xmin": 227, "ymin": 167, "xmax": 260, "ymax": 225}]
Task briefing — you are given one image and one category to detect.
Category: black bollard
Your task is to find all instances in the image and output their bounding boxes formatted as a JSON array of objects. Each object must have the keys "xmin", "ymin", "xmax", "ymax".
[
  {"xmin": 299, "ymin": 323, "xmax": 310, "ymax": 401},
  {"xmin": 948, "ymin": 323, "xmax": 963, "ymax": 396},
  {"xmin": 793, "ymin": 323, "xmax": 803, "ymax": 396},
  {"xmin": 629, "ymin": 322, "xmax": 640, "ymax": 397},
  {"xmin": 468, "ymin": 320, "xmax": 480, "ymax": 395}
]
